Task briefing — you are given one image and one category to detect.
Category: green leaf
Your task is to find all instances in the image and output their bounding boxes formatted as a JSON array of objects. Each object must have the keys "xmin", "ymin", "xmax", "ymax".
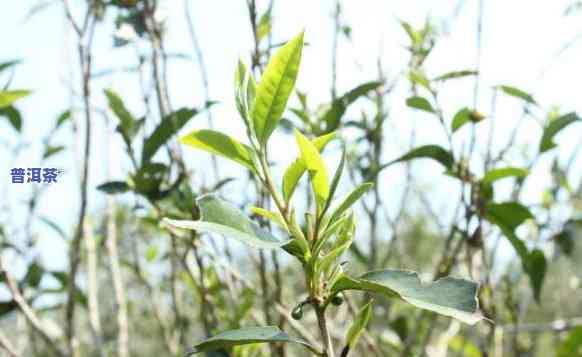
[
  {"xmin": 163, "ymin": 194, "xmax": 289, "ymax": 249},
  {"xmin": 0, "ymin": 105, "xmax": 22, "ymax": 132},
  {"xmin": 451, "ymin": 107, "xmax": 472, "ymax": 133},
  {"xmin": 331, "ymin": 270, "xmax": 483, "ymax": 325},
  {"xmin": 180, "ymin": 129, "xmax": 257, "ymax": 173},
  {"xmin": 327, "ymin": 182, "xmax": 373, "ymax": 226},
  {"xmin": 497, "ymin": 85, "xmax": 536, "ymax": 105},
  {"xmin": 408, "ymin": 70, "xmax": 431, "ymax": 91},
  {"xmin": 104, "ymin": 89, "xmax": 137, "ymax": 143},
  {"xmin": 484, "ymin": 202, "xmax": 546, "ymax": 301},
  {"xmin": 384, "ymin": 145, "xmax": 454, "ymax": 171},
  {"xmin": 55, "ymin": 110, "xmax": 71, "ymax": 129},
  {"xmin": 294, "ymin": 130, "xmax": 330, "ymax": 209},
  {"xmin": 322, "ymin": 81, "xmax": 383, "ymax": 132},
  {"xmin": 252, "ymin": 31, "xmax": 304, "ymax": 144},
  {"xmin": 185, "ymin": 326, "xmax": 316, "ymax": 355},
  {"xmin": 482, "ymin": 167, "xmax": 529, "ymax": 185},
  {"xmin": 557, "ymin": 327, "xmax": 582, "ymax": 357},
  {"xmin": 250, "ymin": 207, "xmax": 288, "ymax": 232},
  {"xmin": 0, "ymin": 60, "xmax": 21, "ymax": 74},
  {"xmin": 142, "ymin": 108, "xmax": 197, "ymax": 164},
  {"xmin": 43, "ymin": 145, "xmax": 65, "ymax": 160},
  {"xmin": 448, "ymin": 336, "xmax": 482, "ymax": 357},
  {"xmin": 0, "ymin": 90, "xmax": 31, "ymax": 108},
  {"xmin": 256, "ymin": 9, "xmax": 272, "ymax": 43},
  {"xmin": 400, "ymin": 21, "xmax": 421, "ymax": 45},
  {"xmin": 539, "ymin": 112, "xmax": 580, "ymax": 153},
  {"xmin": 344, "ymin": 300, "xmax": 374, "ymax": 354},
  {"xmin": 406, "ymin": 96, "xmax": 435, "ymax": 113},
  {"xmin": 234, "ymin": 59, "xmax": 254, "ymax": 130},
  {"xmin": 97, "ymin": 181, "xmax": 130, "ymax": 195},
  {"xmin": 433, "ymin": 70, "xmax": 478, "ymax": 82},
  {"xmin": 282, "ymin": 132, "xmax": 335, "ymax": 202}
]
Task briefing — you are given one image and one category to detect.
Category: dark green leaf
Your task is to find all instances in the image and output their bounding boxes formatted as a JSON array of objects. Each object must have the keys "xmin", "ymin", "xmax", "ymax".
[
  {"xmin": 0, "ymin": 60, "xmax": 21, "ymax": 73},
  {"xmin": 43, "ymin": 145, "xmax": 65, "ymax": 160},
  {"xmin": 252, "ymin": 32, "xmax": 304, "ymax": 144},
  {"xmin": 383, "ymin": 145, "xmax": 454, "ymax": 171},
  {"xmin": 331, "ymin": 270, "xmax": 482, "ymax": 324},
  {"xmin": 485, "ymin": 202, "xmax": 546, "ymax": 301},
  {"xmin": 142, "ymin": 107, "xmax": 197, "ymax": 164},
  {"xmin": 322, "ymin": 81, "xmax": 383, "ymax": 132},
  {"xmin": 185, "ymin": 326, "xmax": 316, "ymax": 355},
  {"xmin": 406, "ymin": 96, "xmax": 435, "ymax": 113},
  {"xmin": 97, "ymin": 181, "xmax": 130, "ymax": 195},
  {"xmin": 539, "ymin": 112, "xmax": 580, "ymax": 153},
  {"xmin": 163, "ymin": 194, "xmax": 289, "ymax": 249},
  {"xmin": 55, "ymin": 110, "xmax": 71, "ymax": 129},
  {"xmin": 0, "ymin": 105, "xmax": 22, "ymax": 132}
]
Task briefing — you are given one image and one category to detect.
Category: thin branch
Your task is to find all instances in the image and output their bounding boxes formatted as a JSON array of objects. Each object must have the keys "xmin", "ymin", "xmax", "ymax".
[{"xmin": 0, "ymin": 258, "xmax": 66, "ymax": 357}]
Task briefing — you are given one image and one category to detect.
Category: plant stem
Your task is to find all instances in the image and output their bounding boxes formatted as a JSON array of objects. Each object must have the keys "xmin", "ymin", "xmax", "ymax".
[{"xmin": 316, "ymin": 306, "xmax": 335, "ymax": 357}]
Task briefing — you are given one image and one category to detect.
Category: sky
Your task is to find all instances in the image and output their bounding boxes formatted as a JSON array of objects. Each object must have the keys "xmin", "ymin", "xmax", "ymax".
[{"xmin": 1, "ymin": 0, "xmax": 581, "ymax": 275}]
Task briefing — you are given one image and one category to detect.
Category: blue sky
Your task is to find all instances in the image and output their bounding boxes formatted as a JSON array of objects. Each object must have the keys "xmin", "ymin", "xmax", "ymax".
[{"xmin": 1, "ymin": 0, "xmax": 581, "ymax": 273}]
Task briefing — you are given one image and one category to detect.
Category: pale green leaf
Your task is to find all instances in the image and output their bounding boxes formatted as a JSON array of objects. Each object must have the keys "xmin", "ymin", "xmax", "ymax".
[
  {"xmin": 497, "ymin": 85, "xmax": 536, "ymax": 105},
  {"xmin": 482, "ymin": 167, "xmax": 528, "ymax": 185},
  {"xmin": 331, "ymin": 270, "xmax": 483, "ymax": 325},
  {"xmin": 163, "ymin": 195, "xmax": 289, "ymax": 249}
]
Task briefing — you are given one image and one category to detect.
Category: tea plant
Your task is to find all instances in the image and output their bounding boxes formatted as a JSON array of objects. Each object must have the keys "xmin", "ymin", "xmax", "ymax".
[{"xmin": 163, "ymin": 32, "xmax": 484, "ymax": 357}]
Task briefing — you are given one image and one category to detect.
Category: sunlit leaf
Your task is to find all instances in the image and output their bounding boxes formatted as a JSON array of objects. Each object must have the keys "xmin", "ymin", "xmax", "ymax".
[
  {"xmin": 327, "ymin": 182, "xmax": 373, "ymax": 225},
  {"xmin": 252, "ymin": 32, "xmax": 304, "ymax": 144},
  {"xmin": 180, "ymin": 129, "xmax": 257, "ymax": 173},
  {"xmin": 282, "ymin": 132, "xmax": 336, "ymax": 202},
  {"xmin": 0, "ymin": 90, "xmax": 31, "ymax": 108},
  {"xmin": 294, "ymin": 130, "xmax": 330, "ymax": 208}
]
